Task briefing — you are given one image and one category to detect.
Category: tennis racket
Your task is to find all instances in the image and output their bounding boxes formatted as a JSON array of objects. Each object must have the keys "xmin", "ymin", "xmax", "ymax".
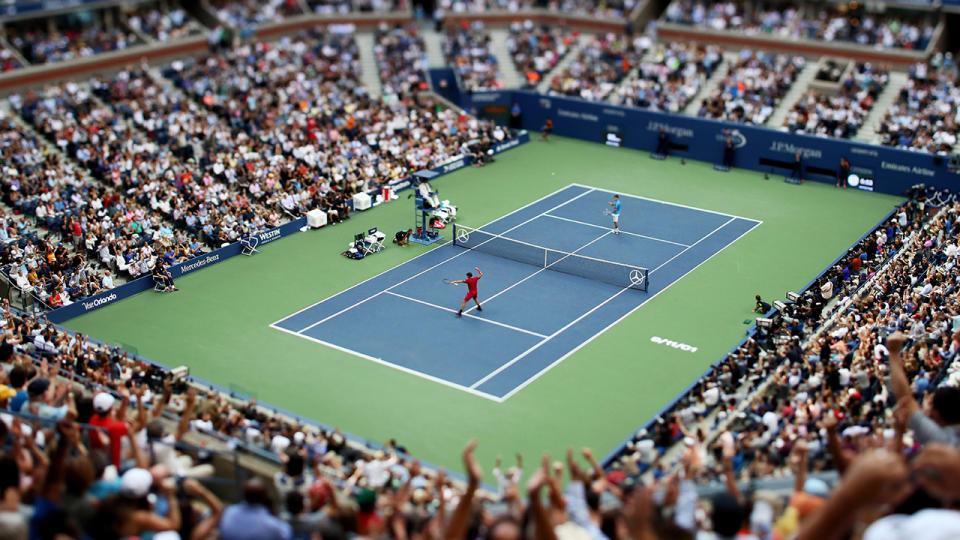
[
  {"xmin": 443, "ymin": 278, "xmax": 457, "ymax": 285},
  {"xmin": 602, "ymin": 209, "xmax": 613, "ymax": 216}
]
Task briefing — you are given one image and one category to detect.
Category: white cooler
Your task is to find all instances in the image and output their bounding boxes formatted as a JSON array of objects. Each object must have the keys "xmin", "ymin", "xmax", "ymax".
[
  {"xmin": 306, "ymin": 208, "xmax": 327, "ymax": 228},
  {"xmin": 352, "ymin": 192, "xmax": 372, "ymax": 211}
]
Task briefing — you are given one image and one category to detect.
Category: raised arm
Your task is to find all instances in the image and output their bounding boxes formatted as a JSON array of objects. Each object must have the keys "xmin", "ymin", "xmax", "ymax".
[
  {"xmin": 445, "ymin": 440, "xmax": 482, "ymax": 540},
  {"xmin": 886, "ymin": 332, "xmax": 919, "ymax": 416},
  {"xmin": 475, "ymin": 267, "xmax": 483, "ymax": 278}
]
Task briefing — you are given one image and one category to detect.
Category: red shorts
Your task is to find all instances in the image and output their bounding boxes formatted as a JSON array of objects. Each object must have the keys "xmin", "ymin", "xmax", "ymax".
[{"xmin": 464, "ymin": 291, "xmax": 477, "ymax": 302}]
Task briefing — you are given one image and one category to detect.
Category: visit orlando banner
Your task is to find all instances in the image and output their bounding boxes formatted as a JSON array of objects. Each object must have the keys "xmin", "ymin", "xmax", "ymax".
[
  {"xmin": 464, "ymin": 90, "xmax": 955, "ymax": 196},
  {"xmin": 45, "ymin": 217, "xmax": 307, "ymax": 324}
]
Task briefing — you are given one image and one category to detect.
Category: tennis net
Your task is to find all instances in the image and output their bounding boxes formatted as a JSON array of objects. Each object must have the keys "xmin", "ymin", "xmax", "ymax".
[{"xmin": 451, "ymin": 224, "xmax": 649, "ymax": 291}]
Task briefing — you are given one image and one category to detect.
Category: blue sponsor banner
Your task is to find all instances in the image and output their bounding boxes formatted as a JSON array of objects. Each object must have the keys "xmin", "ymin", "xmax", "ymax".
[
  {"xmin": 2, "ymin": 0, "xmax": 104, "ymax": 16},
  {"xmin": 465, "ymin": 90, "xmax": 955, "ymax": 196},
  {"xmin": 46, "ymin": 217, "xmax": 308, "ymax": 323}
]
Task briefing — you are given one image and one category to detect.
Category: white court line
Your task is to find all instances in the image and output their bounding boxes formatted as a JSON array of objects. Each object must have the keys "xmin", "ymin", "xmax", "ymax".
[
  {"xmin": 463, "ymin": 229, "xmax": 613, "ymax": 315},
  {"xmin": 650, "ymin": 217, "xmax": 736, "ymax": 274},
  {"xmin": 542, "ymin": 213, "xmax": 690, "ymax": 247},
  {"xmin": 269, "ymin": 324, "xmax": 504, "ymax": 402},
  {"xmin": 496, "ymin": 219, "xmax": 763, "ymax": 401},
  {"xmin": 383, "ymin": 291, "xmax": 548, "ymax": 338},
  {"xmin": 271, "ymin": 183, "xmax": 589, "ymax": 326},
  {"xmin": 570, "ymin": 182, "xmax": 762, "ymax": 223},
  {"xmin": 470, "ymin": 281, "xmax": 634, "ymax": 389},
  {"xmin": 293, "ymin": 187, "xmax": 598, "ymax": 334}
]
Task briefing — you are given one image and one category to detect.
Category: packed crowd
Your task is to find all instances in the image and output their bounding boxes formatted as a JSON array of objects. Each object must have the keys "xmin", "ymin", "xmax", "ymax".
[
  {"xmin": 374, "ymin": 24, "xmax": 429, "ymax": 98},
  {"xmin": 506, "ymin": 21, "xmax": 573, "ymax": 88},
  {"xmin": 611, "ymin": 41, "xmax": 721, "ymax": 113},
  {"xmin": 548, "ymin": 33, "xmax": 648, "ymax": 102},
  {"xmin": 0, "ymin": 116, "xmax": 120, "ymax": 308},
  {"xmin": 210, "ymin": 0, "xmax": 303, "ymax": 30},
  {"xmin": 785, "ymin": 62, "xmax": 889, "ymax": 139},
  {"xmin": 697, "ymin": 50, "xmax": 804, "ymax": 125},
  {"xmin": 0, "ymin": 25, "xmax": 513, "ymax": 311},
  {"xmin": 439, "ymin": 0, "xmax": 636, "ymax": 18},
  {"xmin": 663, "ymin": 0, "xmax": 937, "ymax": 50},
  {"xmin": 880, "ymin": 60, "xmax": 960, "ymax": 154},
  {"xmin": 598, "ymin": 194, "xmax": 960, "ymax": 537},
  {"xmin": 7, "ymin": 22, "xmax": 141, "ymax": 65},
  {"xmin": 125, "ymin": 6, "xmax": 203, "ymax": 42},
  {"xmin": 6, "ymin": 190, "xmax": 960, "ymax": 539},
  {"xmin": 443, "ymin": 22, "xmax": 506, "ymax": 91}
]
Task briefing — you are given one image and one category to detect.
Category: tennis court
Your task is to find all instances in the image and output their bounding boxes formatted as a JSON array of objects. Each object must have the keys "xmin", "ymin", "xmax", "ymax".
[{"xmin": 271, "ymin": 184, "xmax": 761, "ymax": 401}]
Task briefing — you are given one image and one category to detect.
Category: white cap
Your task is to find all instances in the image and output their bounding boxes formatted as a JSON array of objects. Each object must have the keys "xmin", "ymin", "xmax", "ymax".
[
  {"xmin": 93, "ymin": 392, "xmax": 115, "ymax": 414},
  {"xmin": 120, "ymin": 468, "xmax": 153, "ymax": 498}
]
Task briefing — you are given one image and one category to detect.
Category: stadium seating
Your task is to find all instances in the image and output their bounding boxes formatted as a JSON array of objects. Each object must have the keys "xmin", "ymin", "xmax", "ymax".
[{"xmin": 1, "ymin": 3, "xmax": 960, "ymax": 539}]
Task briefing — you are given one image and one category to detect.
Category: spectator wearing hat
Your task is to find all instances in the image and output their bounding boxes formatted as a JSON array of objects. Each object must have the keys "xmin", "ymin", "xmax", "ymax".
[
  {"xmin": 89, "ymin": 392, "xmax": 129, "ymax": 468},
  {"xmin": 23, "ymin": 377, "xmax": 71, "ymax": 422}
]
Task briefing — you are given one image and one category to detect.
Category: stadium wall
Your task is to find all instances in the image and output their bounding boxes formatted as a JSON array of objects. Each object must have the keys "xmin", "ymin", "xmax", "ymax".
[
  {"xmin": 43, "ymin": 131, "xmax": 530, "ymax": 323},
  {"xmin": 464, "ymin": 90, "xmax": 958, "ymax": 196}
]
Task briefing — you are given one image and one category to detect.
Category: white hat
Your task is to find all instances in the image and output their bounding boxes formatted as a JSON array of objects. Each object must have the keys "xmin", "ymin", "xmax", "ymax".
[
  {"xmin": 93, "ymin": 392, "xmax": 115, "ymax": 414},
  {"xmin": 120, "ymin": 468, "xmax": 153, "ymax": 498}
]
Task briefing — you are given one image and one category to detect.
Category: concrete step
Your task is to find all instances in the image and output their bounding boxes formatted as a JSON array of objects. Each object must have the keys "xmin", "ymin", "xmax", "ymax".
[
  {"xmin": 767, "ymin": 60, "xmax": 817, "ymax": 129},
  {"xmin": 536, "ymin": 33, "xmax": 588, "ymax": 94},
  {"xmin": 354, "ymin": 31, "xmax": 382, "ymax": 98},
  {"xmin": 488, "ymin": 28, "xmax": 524, "ymax": 89},
  {"xmin": 683, "ymin": 51, "xmax": 738, "ymax": 116},
  {"xmin": 422, "ymin": 27, "xmax": 446, "ymax": 68},
  {"xmin": 855, "ymin": 71, "xmax": 908, "ymax": 144}
]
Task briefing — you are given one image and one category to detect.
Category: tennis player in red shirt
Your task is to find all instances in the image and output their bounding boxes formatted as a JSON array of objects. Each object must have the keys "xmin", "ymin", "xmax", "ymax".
[{"xmin": 454, "ymin": 267, "xmax": 483, "ymax": 316}]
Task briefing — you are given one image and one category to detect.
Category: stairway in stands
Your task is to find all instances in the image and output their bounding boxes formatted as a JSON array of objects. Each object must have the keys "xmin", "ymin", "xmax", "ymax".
[
  {"xmin": 855, "ymin": 71, "xmax": 908, "ymax": 145},
  {"xmin": 537, "ymin": 33, "xmax": 589, "ymax": 94},
  {"xmin": 488, "ymin": 27, "xmax": 524, "ymax": 89},
  {"xmin": 354, "ymin": 31, "xmax": 383, "ymax": 98},
  {"xmin": 422, "ymin": 27, "xmax": 446, "ymax": 68},
  {"xmin": 766, "ymin": 61, "xmax": 817, "ymax": 129},
  {"xmin": 683, "ymin": 50, "xmax": 738, "ymax": 115}
]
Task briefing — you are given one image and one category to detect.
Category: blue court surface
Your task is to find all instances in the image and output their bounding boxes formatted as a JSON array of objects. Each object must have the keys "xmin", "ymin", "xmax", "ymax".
[{"xmin": 271, "ymin": 184, "xmax": 761, "ymax": 402}]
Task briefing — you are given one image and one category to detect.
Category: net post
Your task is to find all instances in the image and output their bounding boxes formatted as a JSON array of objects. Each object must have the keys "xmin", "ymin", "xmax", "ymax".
[
  {"xmin": 643, "ymin": 269, "xmax": 649, "ymax": 292},
  {"xmin": 453, "ymin": 224, "xmax": 458, "ymax": 246}
]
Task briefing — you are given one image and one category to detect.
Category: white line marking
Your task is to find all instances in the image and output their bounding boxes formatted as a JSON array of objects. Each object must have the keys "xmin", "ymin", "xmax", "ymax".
[
  {"xmin": 496, "ymin": 219, "xmax": 763, "ymax": 401},
  {"xmin": 293, "ymin": 188, "xmax": 597, "ymax": 334},
  {"xmin": 464, "ymin": 229, "xmax": 613, "ymax": 315},
  {"xmin": 271, "ymin": 183, "xmax": 590, "ymax": 326},
  {"xmin": 383, "ymin": 291, "xmax": 548, "ymax": 338},
  {"xmin": 569, "ymin": 182, "xmax": 762, "ymax": 223},
  {"xmin": 650, "ymin": 217, "xmax": 736, "ymax": 274},
  {"xmin": 542, "ymin": 213, "xmax": 690, "ymax": 247},
  {"xmin": 270, "ymin": 324, "xmax": 504, "ymax": 402},
  {"xmin": 470, "ymin": 282, "xmax": 634, "ymax": 389}
]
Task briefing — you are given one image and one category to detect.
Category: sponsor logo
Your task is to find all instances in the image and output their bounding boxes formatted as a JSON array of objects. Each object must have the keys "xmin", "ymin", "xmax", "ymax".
[
  {"xmin": 388, "ymin": 179, "xmax": 411, "ymax": 191},
  {"xmin": 494, "ymin": 138, "xmax": 520, "ymax": 153},
  {"xmin": 881, "ymin": 161, "xmax": 935, "ymax": 177},
  {"xmin": 258, "ymin": 229, "xmax": 281, "ymax": 244},
  {"xmin": 646, "ymin": 121, "xmax": 693, "ymax": 139},
  {"xmin": 847, "ymin": 174, "xmax": 875, "ymax": 191},
  {"xmin": 470, "ymin": 93, "xmax": 502, "ymax": 103},
  {"xmin": 557, "ymin": 109, "xmax": 598, "ymax": 122},
  {"xmin": 602, "ymin": 108, "xmax": 626, "ymax": 117},
  {"xmin": 850, "ymin": 147, "xmax": 879, "ymax": 157},
  {"xmin": 441, "ymin": 159, "xmax": 467, "ymax": 174},
  {"xmin": 717, "ymin": 128, "xmax": 747, "ymax": 148},
  {"xmin": 851, "ymin": 166, "xmax": 873, "ymax": 175},
  {"xmin": 539, "ymin": 98, "xmax": 551, "ymax": 109},
  {"xmin": 180, "ymin": 254, "xmax": 220, "ymax": 274},
  {"xmin": 82, "ymin": 293, "xmax": 118, "ymax": 311},
  {"xmin": 650, "ymin": 336, "xmax": 698, "ymax": 353},
  {"xmin": 768, "ymin": 141, "xmax": 822, "ymax": 159}
]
